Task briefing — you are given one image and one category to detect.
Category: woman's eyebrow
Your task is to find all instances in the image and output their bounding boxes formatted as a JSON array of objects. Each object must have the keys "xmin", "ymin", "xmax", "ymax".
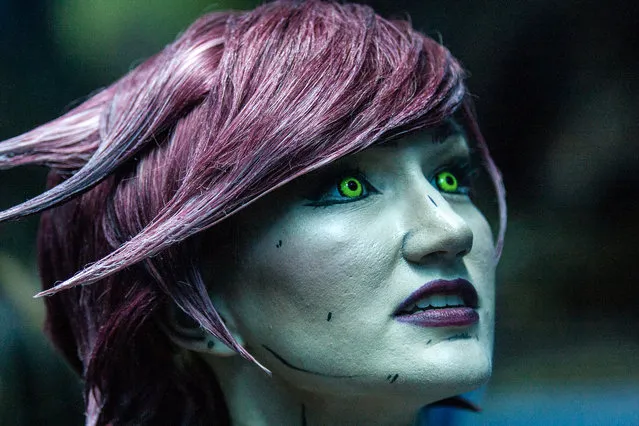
[
  {"xmin": 432, "ymin": 120, "xmax": 463, "ymax": 143},
  {"xmin": 376, "ymin": 121, "xmax": 463, "ymax": 148},
  {"xmin": 436, "ymin": 138, "xmax": 473, "ymax": 166},
  {"xmin": 438, "ymin": 135, "xmax": 472, "ymax": 159}
]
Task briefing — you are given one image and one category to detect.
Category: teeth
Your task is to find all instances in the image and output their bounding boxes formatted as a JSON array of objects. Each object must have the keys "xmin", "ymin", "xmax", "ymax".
[
  {"xmin": 408, "ymin": 293, "xmax": 466, "ymax": 312},
  {"xmin": 416, "ymin": 299, "xmax": 430, "ymax": 309},
  {"xmin": 446, "ymin": 294, "xmax": 463, "ymax": 306},
  {"xmin": 431, "ymin": 294, "xmax": 447, "ymax": 308}
]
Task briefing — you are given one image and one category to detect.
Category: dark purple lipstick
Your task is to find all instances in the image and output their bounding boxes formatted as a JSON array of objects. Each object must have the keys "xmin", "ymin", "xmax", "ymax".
[{"xmin": 393, "ymin": 278, "xmax": 479, "ymax": 327}]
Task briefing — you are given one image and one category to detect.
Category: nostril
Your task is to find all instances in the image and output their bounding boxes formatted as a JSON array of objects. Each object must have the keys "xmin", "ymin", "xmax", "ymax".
[{"xmin": 456, "ymin": 249, "xmax": 469, "ymax": 258}]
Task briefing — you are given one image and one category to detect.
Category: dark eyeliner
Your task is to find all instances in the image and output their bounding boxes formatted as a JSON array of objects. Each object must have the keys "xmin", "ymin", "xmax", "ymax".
[
  {"xmin": 303, "ymin": 168, "xmax": 379, "ymax": 207},
  {"xmin": 431, "ymin": 159, "xmax": 478, "ymax": 196}
]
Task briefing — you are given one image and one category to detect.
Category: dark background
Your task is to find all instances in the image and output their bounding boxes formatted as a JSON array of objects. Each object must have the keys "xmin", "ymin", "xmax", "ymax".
[{"xmin": 1, "ymin": 1, "xmax": 637, "ymax": 424}]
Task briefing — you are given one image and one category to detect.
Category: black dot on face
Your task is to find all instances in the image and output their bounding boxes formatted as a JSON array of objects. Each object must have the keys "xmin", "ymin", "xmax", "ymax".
[
  {"xmin": 326, "ymin": 312, "xmax": 332, "ymax": 321},
  {"xmin": 276, "ymin": 240, "xmax": 282, "ymax": 248},
  {"xmin": 207, "ymin": 341, "xmax": 215, "ymax": 349}
]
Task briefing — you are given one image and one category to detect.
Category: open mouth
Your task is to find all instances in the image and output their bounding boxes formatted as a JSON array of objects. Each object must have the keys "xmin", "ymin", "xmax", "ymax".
[
  {"xmin": 393, "ymin": 278, "xmax": 479, "ymax": 327},
  {"xmin": 398, "ymin": 293, "xmax": 471, "ymax": 315}
]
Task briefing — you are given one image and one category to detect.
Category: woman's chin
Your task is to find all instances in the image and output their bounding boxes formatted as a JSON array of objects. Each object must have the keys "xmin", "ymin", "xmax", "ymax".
[
  {"xmin": 280, "ymin": 339, "xmax": 492, "ymax": 405},
  {"xmin": 376, "ymin": 338, "xmax": 492, "ymax": 401},
  {"xmin": 425, "ymin": 338, "xmax": 492, "ymax": 386}
]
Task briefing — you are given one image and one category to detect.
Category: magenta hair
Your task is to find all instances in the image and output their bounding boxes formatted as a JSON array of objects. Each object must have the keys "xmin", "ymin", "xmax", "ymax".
[{"xmin": 0, "ymin": 1, "xmax": 505, "ymax": 424}]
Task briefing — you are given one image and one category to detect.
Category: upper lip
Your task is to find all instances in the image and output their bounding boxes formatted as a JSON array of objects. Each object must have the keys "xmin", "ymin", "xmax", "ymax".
[{"xmin": 393, "ymin": 278, "xmax": 479, "ymax": 316}]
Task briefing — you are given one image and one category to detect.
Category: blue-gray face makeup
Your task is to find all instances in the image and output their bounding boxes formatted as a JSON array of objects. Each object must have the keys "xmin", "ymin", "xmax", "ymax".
[{"xmin": 206, "ymin": 128, "xmax": 496, "ymax": 402}]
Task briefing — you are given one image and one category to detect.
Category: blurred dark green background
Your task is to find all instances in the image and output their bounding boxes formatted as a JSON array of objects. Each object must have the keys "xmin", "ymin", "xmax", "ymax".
[{"xmin": 1, "ymin": 1, "xmax": 637, "ymax": 424}]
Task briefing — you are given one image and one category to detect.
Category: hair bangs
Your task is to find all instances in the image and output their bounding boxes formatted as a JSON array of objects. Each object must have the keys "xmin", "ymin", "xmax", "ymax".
[{"xmin": 0, "ymin": 2, "xmax": 504, "ymax": 424}]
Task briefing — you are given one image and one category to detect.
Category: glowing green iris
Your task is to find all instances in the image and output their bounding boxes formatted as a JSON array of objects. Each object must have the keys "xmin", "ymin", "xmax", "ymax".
[
  {"xmin": 338, "ymin": 177, "xmax": 363, "ymax": 198},
  {"xmin": 436, "ymin": 171, "xmax": 459, "ymax": 193}
]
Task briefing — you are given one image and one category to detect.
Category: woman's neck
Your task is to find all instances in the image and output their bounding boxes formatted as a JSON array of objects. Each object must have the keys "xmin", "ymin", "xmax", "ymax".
[{"xmin": 208, "ymin": 356, "xmax": 428, "ymax": 426}]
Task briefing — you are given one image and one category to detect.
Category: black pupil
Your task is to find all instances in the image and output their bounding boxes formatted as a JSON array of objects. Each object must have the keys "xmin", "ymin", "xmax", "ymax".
[
  {"xmin": 347, "ymin": 180, "xmax": 359, "ymax": 191},
  {"xmin": 445, "ymin": 175, "xmax": 454, "ymax": 186}
]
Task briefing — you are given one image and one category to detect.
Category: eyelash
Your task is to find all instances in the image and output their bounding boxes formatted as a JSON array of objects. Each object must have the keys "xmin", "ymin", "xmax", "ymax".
[
  {"xmin": 303, "ymin": 162, "xmax": 477, "ymax": 207},
  {"xmin": 303, "ymin": 169, "xmax": 378, "ymax": 207},
  {"xmin": 431, "ymin": 162, "xmax": 477, "ymax": 196}
]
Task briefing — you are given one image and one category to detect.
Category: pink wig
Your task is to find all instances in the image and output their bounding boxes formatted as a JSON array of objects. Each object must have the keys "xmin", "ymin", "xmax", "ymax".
[{"xmin": 0, "ymin": 1, "xmax": 505, "ymax": 424}]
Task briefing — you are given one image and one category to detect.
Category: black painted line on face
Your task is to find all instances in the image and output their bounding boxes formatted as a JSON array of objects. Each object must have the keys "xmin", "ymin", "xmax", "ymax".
[
  {"xmin": 447, "ymin": 332, "xmax": 472, "ymax": 341},
  {"xmin": 427, "ymin": 339, "xmax": 432, "ymax": 344},
  {"xmin": 326, "ymin": 312, "xmax": 332, "ymax": 321},
  {"xmin": 262, "ymin": 345, "xmax": 358, "ymax": 378},
  {"xmin": 390, "ymin": 374, "xmax": 399, "ymax": 383},
  {"xmin": 428, "ymin": 195, "xmax": 438, "ymax": 207},
  {"xmin": 301, "ymin": 404, "xmax": 307, "ymax": 426},
  {"xmin": 276, "ymin": 240, "xmax": 283, "ymax": 248},
  {"xmin": 386, "ymin": 374, "xmax": 392, "ymax": 380}
]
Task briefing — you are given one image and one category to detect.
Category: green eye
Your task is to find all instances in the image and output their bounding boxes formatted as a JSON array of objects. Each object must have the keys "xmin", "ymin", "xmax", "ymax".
[
  {"xmin": 338, "ymin": 177, "xmax": 364, "ymax": 198},
  {"xmin": 436, "ymin": 171, "xmax": 459, "ymax": 193},
  {"xmin": 304, "ymin": 171, "xmax": 378, "ymax": 207}
]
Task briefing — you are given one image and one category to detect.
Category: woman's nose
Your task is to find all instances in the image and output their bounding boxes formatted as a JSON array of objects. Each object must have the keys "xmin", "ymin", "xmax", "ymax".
[{"xmin": 400, "ymin": 192, "xmax": 474, "ymax": 265}]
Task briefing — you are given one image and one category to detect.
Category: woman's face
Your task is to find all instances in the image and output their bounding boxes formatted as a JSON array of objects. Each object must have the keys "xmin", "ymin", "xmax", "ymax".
[{"xmin": 208, "ymin": 127, "xmax": 496, "ymax": 401}]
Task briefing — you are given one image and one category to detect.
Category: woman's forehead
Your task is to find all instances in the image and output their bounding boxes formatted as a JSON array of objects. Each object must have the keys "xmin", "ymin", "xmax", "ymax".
[
  {"xmin": 350, "ymin": 129, "xmax": 471, "ymax": 166},
  {"xmin": 255, "ymin": 126, "xmax": 471, "ymax": 207}
]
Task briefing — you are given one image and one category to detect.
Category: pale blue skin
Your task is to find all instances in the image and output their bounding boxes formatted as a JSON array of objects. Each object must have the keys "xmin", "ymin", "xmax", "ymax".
[{"xmin": 182, "ymin": 130, "xmax": 496, "ymax": 425}]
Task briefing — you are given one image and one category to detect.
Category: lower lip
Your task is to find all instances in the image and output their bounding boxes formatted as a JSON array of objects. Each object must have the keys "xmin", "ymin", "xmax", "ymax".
[{"xmin": 395, "ymin": 308, "xmax": 479, "ymax": 327}]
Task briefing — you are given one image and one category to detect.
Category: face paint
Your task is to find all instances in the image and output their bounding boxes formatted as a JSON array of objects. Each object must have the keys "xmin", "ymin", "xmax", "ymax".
[
  {"xmin": 262, "ymin": 345, "xmax": 359, "ymax": 379},
  {"xmin": 206, "ymin": 129, "xmax": 496, "ymax": 400}
]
